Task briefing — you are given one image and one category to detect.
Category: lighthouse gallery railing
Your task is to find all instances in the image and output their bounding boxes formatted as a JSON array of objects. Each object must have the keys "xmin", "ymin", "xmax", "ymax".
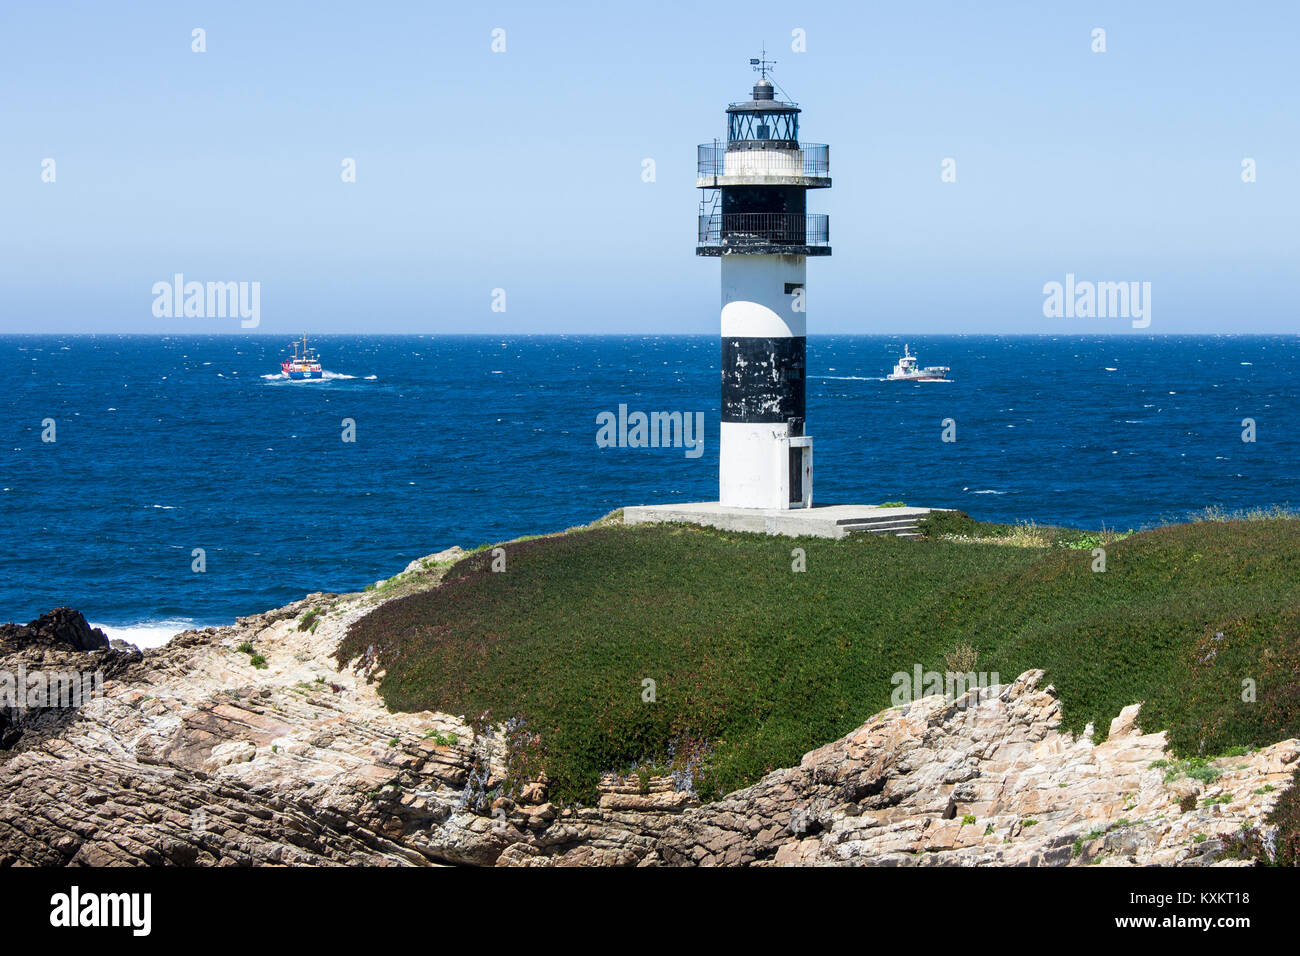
[
  {"xmin": 697, "ymin": 213, "xmax": 829, "ymax": 248},
  {"xmin": 697, "ymin": 142, "xmax": 830, "ymax": 178}
]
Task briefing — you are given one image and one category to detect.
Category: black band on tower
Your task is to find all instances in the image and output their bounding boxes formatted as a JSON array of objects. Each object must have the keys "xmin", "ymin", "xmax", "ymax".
[{"xmin": 720, "ymin": 337, "xmax": 806, "ymax": 423}]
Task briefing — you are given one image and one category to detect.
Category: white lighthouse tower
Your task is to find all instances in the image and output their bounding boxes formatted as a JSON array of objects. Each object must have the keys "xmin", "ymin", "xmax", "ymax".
[
  {"xmin": 697, "ymin": 56, "xmax": 830, "ymax": 509},
  {"xmin": 628, "ymin": 65, "xmax": 938, "ymax": 537}
]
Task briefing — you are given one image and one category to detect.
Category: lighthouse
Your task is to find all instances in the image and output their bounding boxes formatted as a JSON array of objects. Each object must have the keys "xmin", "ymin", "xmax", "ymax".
[
  {"xmin": 629, "ymin": 67, "xmax": 935, "ymax": 536},
  {"xmin": 698, "ymin": 56, "xmax": 830, "ymax": 509}
]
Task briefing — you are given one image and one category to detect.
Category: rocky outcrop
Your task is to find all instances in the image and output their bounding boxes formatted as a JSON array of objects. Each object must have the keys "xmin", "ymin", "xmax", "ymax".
[
  {"xmin": 1, "ymin": 606, "xmax": 112, "ymax": 653},
  {"xmin": 1, "ymin": 581, "xmax": 1296, "ymax": 866},
  {"xmin": 0, "ymin": 607, "xmax": 143, "ymax": 751},
  {"xmin": 653, "ymin": 674, "xmax": 1298, "ymax": 866}
]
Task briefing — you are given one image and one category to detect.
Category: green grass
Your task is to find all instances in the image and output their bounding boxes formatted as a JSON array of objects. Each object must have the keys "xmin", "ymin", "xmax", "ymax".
[
  {"xmin": 918, "ymin": 509, "xmax": 1132, "ymax": 550},
  {"xmin": 235, "ymin": 641, "xmax": 267, "ymax": 669},
  {"xmin": 1160, "ymin": 758, "xmax": 1223, "ymax": 785},
  {"xmin": 337, "ymin": 516, "xmax": 1300, "ymax": 805},
  {"xmin": 1269, "ymin": 768, "xmax": 1300, "ymax": 864}
]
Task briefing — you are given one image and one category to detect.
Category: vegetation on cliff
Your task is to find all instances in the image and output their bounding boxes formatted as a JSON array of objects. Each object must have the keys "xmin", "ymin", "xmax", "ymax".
[{"xmin": 338, "ymin": 514, "xmax": 1300, "ymax": 807}]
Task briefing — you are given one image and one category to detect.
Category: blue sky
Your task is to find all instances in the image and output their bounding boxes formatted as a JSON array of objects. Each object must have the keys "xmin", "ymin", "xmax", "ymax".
[{"xmin": 1, "ymin": 0, "xmax": 1295, "ymax": 334}]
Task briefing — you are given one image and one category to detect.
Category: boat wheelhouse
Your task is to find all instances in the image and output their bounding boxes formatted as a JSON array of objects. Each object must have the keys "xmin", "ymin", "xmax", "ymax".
[
  {"xmin": 887, "ymin": 345, "xmax": 950, "ymax": 382},
  {"xmin": 281, "ymin": 335, "xmax": 324, "ymax": 379}
]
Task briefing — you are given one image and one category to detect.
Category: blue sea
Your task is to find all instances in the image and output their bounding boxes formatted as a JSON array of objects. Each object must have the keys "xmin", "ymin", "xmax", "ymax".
[{"xmin": 3, "ymin": 335, "xmax": 1297, "ymax": 641}]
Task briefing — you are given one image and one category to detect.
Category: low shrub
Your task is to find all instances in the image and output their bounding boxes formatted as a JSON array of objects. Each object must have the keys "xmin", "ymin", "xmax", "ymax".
[{"xmin": 338, "ymin": 518, "xmax": 1300, "ymax": 806}]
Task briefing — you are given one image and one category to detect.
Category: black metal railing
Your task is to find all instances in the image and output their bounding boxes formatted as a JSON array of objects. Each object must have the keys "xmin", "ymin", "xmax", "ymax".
[
  {"xmin": 698, "ymin": 213, "xmax": 829, "ymax": 248},
  {"xmin": 697, "ymin": 142, "xmax": 829, "ymax": 178}
]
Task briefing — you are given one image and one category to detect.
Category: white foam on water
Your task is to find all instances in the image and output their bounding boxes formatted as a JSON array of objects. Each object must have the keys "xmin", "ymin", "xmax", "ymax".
[
  {"xmin": 93, "ymin": 619, "xmax": 205, "ymax": 649},
  {"xmin": 262, "ymin": 370, "xmax": 358, "ymax": 382}
]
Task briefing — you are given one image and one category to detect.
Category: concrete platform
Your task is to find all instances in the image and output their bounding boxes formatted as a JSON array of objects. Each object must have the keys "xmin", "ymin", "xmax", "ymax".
[{"xmin": 622, "ymin": 502, "xmax": 951, "ymax": 540}]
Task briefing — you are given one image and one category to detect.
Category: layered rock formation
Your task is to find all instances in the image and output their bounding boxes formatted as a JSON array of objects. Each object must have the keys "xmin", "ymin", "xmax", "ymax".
[
  {"xmin": 0, "ymin": 607, "xmax": 142, "ymax": 752},
  {"xmin": 1, "ymin": 569, "xmax": 1295, "ymax": 866}
]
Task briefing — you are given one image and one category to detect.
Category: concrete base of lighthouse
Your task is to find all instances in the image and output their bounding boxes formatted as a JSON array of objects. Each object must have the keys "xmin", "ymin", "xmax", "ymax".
[
  {"xmin": 719, "ymin": 423, "xmax": 812, "ymax": 509},
  {"xmin": 623, "ymin": 502, "xmax": 950, "ymax": 540}
]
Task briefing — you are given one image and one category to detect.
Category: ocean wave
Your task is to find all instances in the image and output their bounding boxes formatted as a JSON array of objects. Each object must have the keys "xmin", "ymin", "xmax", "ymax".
[
  {"xmin": 809, "ymin": 375, "xmax": 885, "ymax": 381},
  {"xmin": 92, "ymin": 619, "xmax": 205, "ymax": 649},
  {"xmin": 262, "ymin": 370, "xmax": 359, "ymax": 382}
]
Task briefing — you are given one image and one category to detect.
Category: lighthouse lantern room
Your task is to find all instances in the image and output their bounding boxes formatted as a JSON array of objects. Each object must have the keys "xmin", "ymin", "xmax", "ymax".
[{"xmin": 698, "ymin": 56, "xmax": 831, "ymax": 509}]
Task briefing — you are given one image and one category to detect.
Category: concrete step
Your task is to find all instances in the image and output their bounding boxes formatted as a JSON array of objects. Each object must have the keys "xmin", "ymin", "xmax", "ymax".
[
  {"xmin": 841, "ymin": 519, "xmax": 922, "ymax": 534},
  {"xmin": 835, "ymin": 512, "xmax": 930, "ymax": 526},
  {"xmin": 845, "ymin": 528, "xmax": 922, "ymax": 539}
]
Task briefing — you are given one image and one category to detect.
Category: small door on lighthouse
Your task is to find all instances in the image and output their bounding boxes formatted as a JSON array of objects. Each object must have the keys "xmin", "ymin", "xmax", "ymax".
[
  {"xmin": 782, "ymin": 438, "xmax": 813, "ymax": 509},
  {"xmin": 789, "ymin": 447, "xmax": 803, "ymax": 505}
]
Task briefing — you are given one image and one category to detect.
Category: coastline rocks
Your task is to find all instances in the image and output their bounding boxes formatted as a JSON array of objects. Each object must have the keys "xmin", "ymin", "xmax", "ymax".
[
  {"xmin": 403, "ymin": 547, "xmax": 466, "ymax": 575},
  {"xmin": 653, "ymin": 678, "xmax": 1299, "ymax": 866},
  {"xmin": 0, "ymin": 608, "xmax": 143, "ymax": 753},
  {"xmin": 1, "ymin": 591, "xmax": 1296, "ymax": 867},
  {"xmin": 0, "ymin": 607, "xmax": 110, "ymax": 654}
]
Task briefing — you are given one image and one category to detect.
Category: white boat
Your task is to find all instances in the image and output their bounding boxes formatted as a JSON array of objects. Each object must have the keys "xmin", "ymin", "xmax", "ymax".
[
  {"xmin": 281, "ymin": 334, "xmax": 324, "ymax": 379},
  {"xmin": 887, "ymin": 344, "xmax": 950, "ymax": 381}
]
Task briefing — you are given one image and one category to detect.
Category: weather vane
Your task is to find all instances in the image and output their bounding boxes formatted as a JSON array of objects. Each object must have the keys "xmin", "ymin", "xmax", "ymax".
[{"xmin": 750, "ymin": 46, "xmax": 776, "ymax": 80}]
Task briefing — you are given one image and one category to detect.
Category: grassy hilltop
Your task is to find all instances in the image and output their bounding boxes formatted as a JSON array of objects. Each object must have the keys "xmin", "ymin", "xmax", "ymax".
[{"xmin": 338, "ymin": 511, "xmax": 1300, "ymax": 814}]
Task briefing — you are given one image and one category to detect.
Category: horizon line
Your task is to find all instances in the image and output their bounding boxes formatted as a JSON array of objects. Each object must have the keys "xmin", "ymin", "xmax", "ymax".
[{"xmin": 1, "ymin": 331, "xmax": 1295, "ymax": 339}]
